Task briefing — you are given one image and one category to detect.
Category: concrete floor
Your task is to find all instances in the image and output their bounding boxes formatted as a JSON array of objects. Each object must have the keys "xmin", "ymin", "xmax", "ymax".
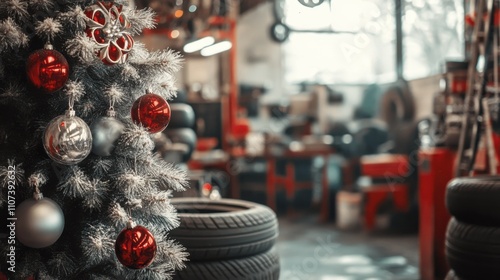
[{"xmin": 276, "ymin": 216, "xmax": 419, "ymax": 280}]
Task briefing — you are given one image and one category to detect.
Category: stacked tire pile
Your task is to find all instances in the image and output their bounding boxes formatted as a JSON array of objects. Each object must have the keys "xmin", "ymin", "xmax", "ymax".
[
  {"xmin": 445, "ymin": 176, "xmax": 500, "ymax": 279},
  {"xmin": 170, "ymin": 198, "xmax": 280, "ymax": 280}
]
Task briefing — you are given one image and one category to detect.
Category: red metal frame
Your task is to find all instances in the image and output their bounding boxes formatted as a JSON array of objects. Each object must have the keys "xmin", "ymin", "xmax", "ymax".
[
  {"xmin": 419, "ymin": 148, "xmax": 455, "ymax": 280},
  {"xmin": 265, "ymin": 148, "xmax": 333, "ymax": 222},
  {"xmin": 201, "ymin": 16, "xmax": 247, "ymax": 151},
  {"xmin": 359, "ymin": 154, "xmax": 410, "ymax": 231},
  {"xmin": 362, "ymin": 184, "xmax": 409, "ymax": 231}
]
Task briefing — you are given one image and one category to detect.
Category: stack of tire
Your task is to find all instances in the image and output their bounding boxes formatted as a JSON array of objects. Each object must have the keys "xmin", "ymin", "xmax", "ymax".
[
  {"xmin": 170, "ymin": 198, "xmax": 280, "ymax": 280},
  {"xmin": 445, "ymin": 176, "xmax": 500, "ymax": 279}
]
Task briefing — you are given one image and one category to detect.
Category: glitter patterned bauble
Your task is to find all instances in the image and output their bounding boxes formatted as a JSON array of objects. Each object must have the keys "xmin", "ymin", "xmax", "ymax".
[
  {"xmin": 26, "ymin": 45, "xmax": 69, "ymax": 93},
  {"xmin": 84, "ymin": 1, "xmax": 134, "ymax": 64},
  {"xmin": 15, "ymin": 192, "xmax": 65, "ymax": 248},
  {"xmin": 43, "ymin": 110, "xmax": 93, "ymax": 165},
  {"xmin": 90, "ymin": 112, "xmax": 125, "ymax": 156},
  {"xmin": 115, "ymin": 224, "xmax": 157, "ymax": 269},
  {"xmin": 131, "ymin": 93, "xmax": 171, "ymax": 134}
]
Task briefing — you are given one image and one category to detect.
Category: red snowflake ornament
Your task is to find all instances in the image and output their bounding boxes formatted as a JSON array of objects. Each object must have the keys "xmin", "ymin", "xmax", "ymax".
[{"xmin": 84, "ymin": 1, "xmax": 134, "ymax": 65}]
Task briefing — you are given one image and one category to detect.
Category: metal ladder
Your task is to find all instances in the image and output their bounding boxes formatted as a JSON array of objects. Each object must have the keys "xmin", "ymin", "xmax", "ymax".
[{"xmin": 456, "ymin": 0, "xmax": 499, "ymax": 176}]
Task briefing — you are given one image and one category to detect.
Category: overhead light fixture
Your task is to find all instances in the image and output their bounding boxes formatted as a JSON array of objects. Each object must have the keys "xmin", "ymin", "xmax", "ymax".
[
  {"xmin": 183, "ymin": 36, "xmax": 215, "ymax": 53},
  {"xmin": 200, "ymin": 41, "xmax": 232, "ymax": 56}
]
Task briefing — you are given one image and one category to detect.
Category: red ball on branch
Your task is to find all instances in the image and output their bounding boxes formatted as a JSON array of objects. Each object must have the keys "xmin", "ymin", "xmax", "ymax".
[
  {"xmin": 115, "ymin": 224, "xmax": 157, "ymax": 269},
  {"xmin": 131, "ymin": 92, "xmax": 171, "ymax": 133},
  {"xmin": 26, "ymin": 45, "xmax": 69, "ymax": 93}
]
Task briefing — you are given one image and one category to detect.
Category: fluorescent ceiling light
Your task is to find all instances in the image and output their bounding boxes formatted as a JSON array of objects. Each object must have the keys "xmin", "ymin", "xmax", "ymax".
[
  {"xmin": 200, "ymin": 41, "xmax": 232, "ymax": 56},
  {"xmin": 183, "ymin": 36, "xmax": 215, "ymax": 53}
]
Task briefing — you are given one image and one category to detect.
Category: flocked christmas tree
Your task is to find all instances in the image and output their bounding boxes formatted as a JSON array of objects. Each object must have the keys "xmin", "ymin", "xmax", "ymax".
[{"xmin": 0, "ymin": 0, "xmax": 189, "ymax": 279}]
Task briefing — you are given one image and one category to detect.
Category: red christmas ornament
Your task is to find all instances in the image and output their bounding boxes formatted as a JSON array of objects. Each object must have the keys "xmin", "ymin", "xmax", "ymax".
[
  {"xmin": 26, "ymin": 45, "xmax": 69, "ymax": 93},
  {"xmin": 115, "ymin": 224, "xmax": 157, "ymax": 269},
  {"xmin": 84, "ymin": 1, "xmax": 134, "ymax": 64},
  {"xmin": 131, "ymin": 92, "xmax": 171, "ymax": 133}
]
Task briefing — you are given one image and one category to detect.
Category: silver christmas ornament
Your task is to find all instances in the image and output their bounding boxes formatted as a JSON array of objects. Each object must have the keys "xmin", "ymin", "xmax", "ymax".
[
  {"xmin": 90, "ymin": 110, "xmax": 125, "ymax": 156},
  {"xmin": 15, "ymin": 192, "xmax": 65, "ymax": 248},
  {"xmin": 43, "ymin": 109, "xmax": 92, "ymax": 165}
]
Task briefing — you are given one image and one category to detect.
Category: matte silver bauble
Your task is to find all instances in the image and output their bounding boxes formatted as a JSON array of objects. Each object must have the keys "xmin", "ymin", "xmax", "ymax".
[
  {"xmin": 15, "ymin": 193, "xmax": 65, "ymax": 248},
  {"xmin": 90, "ymin": 113, "xmax": 125, "ymax": 157},
  {"xmin": 43, "ymin": 110, "xmax": 92, "ymax": 165}
]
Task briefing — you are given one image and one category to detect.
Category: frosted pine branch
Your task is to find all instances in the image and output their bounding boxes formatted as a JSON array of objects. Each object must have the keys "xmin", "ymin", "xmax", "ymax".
[
  {"xmin": 115, "ymin": 125, "xmax": 155, "ymax": 159},
  {"xmin": 129, "ymin": 48, "xmax": 183, "ymax": 99},
  {"xmin": 58, "ymin": 166, "xmax": 94, "ymax": 199},
  {"xmin": 37, "ymin": 271, "xmax": 58, "ymax": 280},
  {"xmin": 125, "ymin": 198, "xmax": 143, "ymax": 209},
  {"xmin": 86, "ymin": 274, "xmax": 116, "ymax": 280},
  {"xmin": 82, "ymin": 224, "xmax": 115, "ymax": 267},
  {"xmin": 152, "ymin": 160, "xmax": 188, "ymax": 192},
  {"xmin": 140, "ymin": 215, "xmax": 179, "ymax": 233},
  {"xmin": 82, "ymin": 179, "xmax": 108, "ymax": 210},
  {"xmin": 47, "ymin": 251, "xmax": 77, "ymax": 278},
  {"xmin": 90, "ymin": 158, "xmax": 113, "ymax": 177},
  {"xmin": 79, "ymin": 99, "xmax": 96, "ymax": 118},
  {"xmin": 115, "ymin": 171, "xmax": 147, "ymax": 198},
  {"xmin": 127, "ymin": 7, "xmax": 156, "ymax": 35},
  {"xmin": 2, "ymin": 83, "xmax": 25, "ymax": 98},
  {"xmin": 0, "ymin": 159, "xmax": 24, "ymax": 188},
  {"xmin": 156, "ymin": 240, "xmax": 189, "ymax": 271},
  {"xmin": 106, "ymin": 84, "xmax": 126, "ymax": 104},
  {"xmin": 132, "ymin": 48, "xmax": 183, "ymax": 74},
  {"xmin": 17, "ymin": 251, "xmax": 44, "ymax": 279},
  {"xmin": 114, "ymin": 0, "xmax": 130, "ymax": 5},
  {"xmin": 0, "ymin": 0, "xmax": 29, "ymax": 20},
  {"xmin": 58, "ymin": 5, "xmax": 87, "ymax": 29},
  {"xmin": 123, "ymin": 268, "xmax": 170, "ymax": 280},
  {"xmin": 141, "ymin": 190, "xmax": 177, "ymax": 217},
  {"xmin": 65, "ymin": 33, "xmax": 98, "ymax": 63},
  {"xmin": 128, "ymin": 41, "xmax": 149, "ymax": 61},
  {"xmin": 0, "ymin": 18, "xmax": 28, "ymax": 53},
  {"xmin": 0, "ymin": 84, "xmax": 34, "ymax": 117},
  {"xmin": 65, "ymin": 80, "xmax": 86, "ymax": 102},
  {"xmin": 121, "ymin": 63, "xmax": 140, "ymax": 80},
  {"xmin": 0, "ymin": 160, "xmax": 23, "ymax": 207},
  {"xmin": 109, "ymin": 202, "xmax": 129, "ymax": 226},
  {"xmin": 28, "ymin": 0, "xmax": 54, "ymax": 11},
  {"xmin": 35, "ymin": 18, "xmax": 62, "ymax": 43},
  {"xmin": 0, "ymin": 58, "xmax": 3, "ymax": 79}
]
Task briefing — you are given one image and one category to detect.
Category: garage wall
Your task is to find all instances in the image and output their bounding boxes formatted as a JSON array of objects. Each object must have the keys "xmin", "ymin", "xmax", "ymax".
[
  {"xmin": 139, "ymin": 2, "xmax": 440, "ymax": 123},
  {"xmin": 407, "ymin": 74, "xmax": 441, "ymax": 121},
  {"xmin": 237, "ymin": 2, "xmax": 283, "ymax": 102}
]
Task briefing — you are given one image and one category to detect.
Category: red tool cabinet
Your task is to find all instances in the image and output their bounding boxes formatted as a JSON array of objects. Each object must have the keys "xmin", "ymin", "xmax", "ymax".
[{"xmin": 418, "ymin": 148, "xmax": 455, "ymax": 280}]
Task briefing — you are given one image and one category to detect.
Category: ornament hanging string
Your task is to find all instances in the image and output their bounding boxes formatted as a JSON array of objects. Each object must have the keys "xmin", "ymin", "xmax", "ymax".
[
  {"xmin": 127, "ymin": 216, "xmax": 136, "ymax": 229},
  {"xmin": 108, "ymin": 96, "xmax": 116, "ymax": 117},
  {"xmin": 33, "ymin": 185, "xmax": 43, "ymax": 200},
  {"xmin": 109, "ymin": 96, "xmax": 115, "ymax": 112},
  {"xmin": 68, "ymin": 94, "xmax": 75, "ymax": 111},
  {"xmin": 133, "ymin": 156, "xmax": 138, "ymax": 174}
]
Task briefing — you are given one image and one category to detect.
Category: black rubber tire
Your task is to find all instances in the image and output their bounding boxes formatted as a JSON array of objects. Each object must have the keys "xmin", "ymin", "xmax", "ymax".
[
  {"xmin": 446, "ymin": 218, "xmax": 500, "ymax": 279},
  {"xmin": 164, "ymin": 128, "xmax": 197, "ymax": 162},
  {"xmin": 443, "ymin": 127, "xmax": 460, "ymax": 148},
  {"xmin": 446, "ymin": 176, "xmax": 500, "ymax": 226},
  {"xmin": 379, "ymin": 80, "xmax": 414, "ymax": 124},
  {"xmin": 174, "ymin": 248, "xmax": 280, "ymax": 280},
  {"xmin": 269, "ymin": 21, "xmax": 290, "ymax": 43},
  {"xmin": 169, "ymin": 103, "xmax": 195, "ymax": 128},
  {"xmin": 170, "ymin": 198, "xmax": 278, "ymax": 261}
]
